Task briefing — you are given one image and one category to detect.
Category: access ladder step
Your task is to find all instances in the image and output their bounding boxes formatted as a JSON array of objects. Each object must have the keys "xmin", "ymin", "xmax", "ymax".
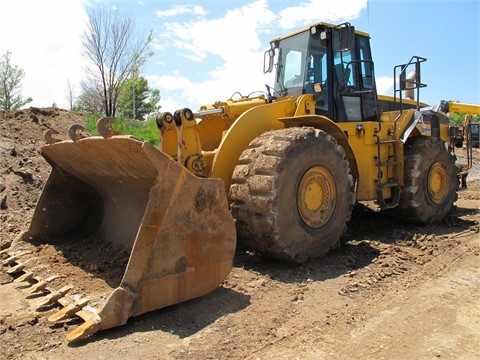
[
  {"xmin": 376, "ymin": 160, "xmax": 399, "ymax": 167},
  {"xmin": 376, "ymin": 185, "xmax": 400, "ymax": 210},
  {"xmin": 376, "ymin": 181, "xmax": 399, "ymax": 189},
  {"xmin": 377, "ymin": 139, "xmax": 397, "ymax": 145}
]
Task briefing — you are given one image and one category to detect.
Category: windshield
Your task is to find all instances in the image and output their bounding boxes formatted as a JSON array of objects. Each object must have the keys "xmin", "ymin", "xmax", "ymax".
[
  {"xmin": 273, "ymin": 30, "xmax": 309, "ymax": 96},
  {"xmin": 272, "ymin": 29, "xmax": 327, "ymax": 102}
]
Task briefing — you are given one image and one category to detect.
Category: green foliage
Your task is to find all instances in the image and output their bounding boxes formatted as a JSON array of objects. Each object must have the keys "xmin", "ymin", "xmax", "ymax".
[
  {"xmin": 0, "ymin": 50, "xmax": 32, "ymax": 110},
  {"xmin": 449, "ymin": 113, "xmax": 480, "ymax": 126},
  {"xmin": 116, "ymin": 117, "xmax": 160, "ymax": 145},
  {"xmin": 117, "ymin": 76, "xmax": 161, "ymax": 120},
  {"xmin": 448, "ymin": 113, "xmax": 466, "ymax": 126},
  {"xmin": 84, "ymin": 113, "xmax": 102, "ymax": 135},
  {"xmin": 83, "ymin": 113, "xmax": 160, "ymax": 145}
]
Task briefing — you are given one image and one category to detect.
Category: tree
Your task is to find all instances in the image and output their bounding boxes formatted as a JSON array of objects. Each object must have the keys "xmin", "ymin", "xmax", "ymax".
[
  {"xmin": 448, "ymin": 113, "xmax": 480, "ymax": 126},
  {"xmin": 448, "ymin": 113, "xmax": 466, "ymax": 126},
  {"xmin": 74, "ymin": 78, "xmax": 105, "ymax": 114},
  {"xmin": 0, "ymin": 50, "xmax": 32, "ymax": 110},
  {"xmin": 65, "ymin": 79, "xmax": 77, "ymax": 111},
  {"xmin": 116, "ymin": 75, "xmax": 161, "ymax": 119},
  {"xmin": 82, "ymin": 6, "xmax": 152, "ymax": 117},
  {"xmin": 147, "ymin": 88, "xmax": 161, "ymax": 118}
]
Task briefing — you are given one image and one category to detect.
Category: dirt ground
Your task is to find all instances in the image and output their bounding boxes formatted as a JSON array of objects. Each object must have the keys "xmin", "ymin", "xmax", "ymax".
[{"xmin": 1, "ymin": 107, "xmax": 479, "ymax": 360}]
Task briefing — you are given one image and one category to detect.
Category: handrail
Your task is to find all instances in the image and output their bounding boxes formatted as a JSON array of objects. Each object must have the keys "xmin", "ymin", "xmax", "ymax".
[{"xmin": 393, "ymin": 56, "xmax": 427, "ymax": 113}]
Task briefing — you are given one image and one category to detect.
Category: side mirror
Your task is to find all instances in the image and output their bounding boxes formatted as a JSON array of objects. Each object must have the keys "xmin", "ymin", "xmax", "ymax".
[
  {"xmin": 339, "ymin": 24, "xmax": 355, "ymax": 52},
  {"xmin": 263, "ymin": 49, "xmax": 275, "ymax": 74}
]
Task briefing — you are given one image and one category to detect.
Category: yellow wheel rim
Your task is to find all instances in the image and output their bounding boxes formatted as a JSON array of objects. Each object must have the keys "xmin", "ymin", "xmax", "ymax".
[
  {"xmin": 297, "ymin": 166, "xmax": 336, "ymax": 228},
  {"xmin": 427, "ymin": 161, "xmax": 449, "ymax": 204}
]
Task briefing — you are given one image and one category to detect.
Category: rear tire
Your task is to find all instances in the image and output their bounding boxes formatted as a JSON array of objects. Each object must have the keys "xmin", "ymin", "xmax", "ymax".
[
  {"xmin": 395, "ymin": 136, "xmax": 458, "ymax": 224},
  {"xmin": 229, "ymin": 127, "xmax": 355, "ymax": 263}
]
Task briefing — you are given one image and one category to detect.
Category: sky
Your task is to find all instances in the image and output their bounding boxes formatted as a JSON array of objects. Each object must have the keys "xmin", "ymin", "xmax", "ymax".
[{"xmin": 1, "ymin": 0, "xmax": 479, "ymax": 113}]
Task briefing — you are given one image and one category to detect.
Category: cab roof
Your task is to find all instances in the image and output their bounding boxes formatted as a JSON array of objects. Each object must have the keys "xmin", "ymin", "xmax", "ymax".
[{"xmin": 269, "ymin": 21, "xmax": 370, "ymax": 44}]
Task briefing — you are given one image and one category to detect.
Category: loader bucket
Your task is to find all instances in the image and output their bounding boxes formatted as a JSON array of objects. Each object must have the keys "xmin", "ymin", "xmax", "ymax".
[{"xmin": 3, "ymin": 135, "xmax": 236, "ymax": 341}]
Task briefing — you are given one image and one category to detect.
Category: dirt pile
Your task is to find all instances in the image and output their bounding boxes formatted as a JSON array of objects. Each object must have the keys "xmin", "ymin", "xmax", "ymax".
[{"xmin": 0, "ymin": 107, "xmax": 85, "ymax": 248}]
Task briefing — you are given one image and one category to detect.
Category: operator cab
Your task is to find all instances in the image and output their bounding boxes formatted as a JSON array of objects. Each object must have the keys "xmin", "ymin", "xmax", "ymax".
[{"xmin": 264, "ymin": 22, "xmax": 378, "ymax": 122}]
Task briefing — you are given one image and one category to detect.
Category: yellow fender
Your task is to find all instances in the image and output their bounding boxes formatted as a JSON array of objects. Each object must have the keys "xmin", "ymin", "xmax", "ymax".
[{"xmin": 210, "ymin": 98, "xmax": 297, "ymax": 190}]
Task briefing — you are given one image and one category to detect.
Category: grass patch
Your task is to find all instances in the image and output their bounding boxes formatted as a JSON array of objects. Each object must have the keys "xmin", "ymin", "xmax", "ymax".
[{"xmin": 84, "ymin": 114, "xmax": 160, "ymax": 146}]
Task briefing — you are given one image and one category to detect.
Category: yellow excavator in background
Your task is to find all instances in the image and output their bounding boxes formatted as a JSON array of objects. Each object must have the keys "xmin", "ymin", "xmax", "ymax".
[
  {"xmin": 1, "ymin": 22, "xmax": 468, "ymax": 341},
  {"xmin": 440, "ymin": 100, "xmax": 480, "ymax": 187}
]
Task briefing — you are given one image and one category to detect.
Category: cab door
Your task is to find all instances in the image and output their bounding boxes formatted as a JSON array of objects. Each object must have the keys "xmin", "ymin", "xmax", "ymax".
[{"xmin": 331, "ymin": 29, "xmax": 378, "ymax": 122}]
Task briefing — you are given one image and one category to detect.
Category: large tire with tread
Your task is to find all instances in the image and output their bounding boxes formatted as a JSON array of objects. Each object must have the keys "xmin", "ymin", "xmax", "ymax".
[
  {"xmin": 395, "ymin": 136, "xmax": 458, "ymax": 224},
  {"xmin": 229, "ymin": 127, "xmax": 355, "ymax": 263}
]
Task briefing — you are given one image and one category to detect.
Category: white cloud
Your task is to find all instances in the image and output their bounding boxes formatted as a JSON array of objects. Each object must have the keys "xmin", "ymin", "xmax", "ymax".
[
  {"xmin": 152, "ymin": 0, "xmax": 278, "ymax": 111},
  {"xmin": 278, "ymin": 0, "xmax": 367, "ymax": 29},
  {"xmin": 376, "ymin": 76, "xmax": 394, "ymax": 95},
  {"xmin": 160, "ymin": 1, "xmax": 275, "ymax": 61},
  {"xmin": 156, "ymin": 4, "xmax": 207, "ymax": 18},
  {"xmin": 0, "ymin": 0, "xmax": 89, "ymax": 108}
]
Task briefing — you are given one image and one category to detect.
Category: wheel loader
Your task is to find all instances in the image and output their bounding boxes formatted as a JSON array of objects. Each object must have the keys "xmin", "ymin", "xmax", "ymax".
[{"xmin": 1, "ymin": 22, "xmax": 465, "ymax": 341}]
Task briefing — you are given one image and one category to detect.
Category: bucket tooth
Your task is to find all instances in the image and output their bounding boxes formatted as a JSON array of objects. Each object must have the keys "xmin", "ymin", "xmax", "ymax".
[
  {"xmin": 97, "ymin": 117, "xmax": 121, "ymax": 138},
  {"xmin": 1, "ymin": 251, "xmax": 30, "ymax": 266},
  {"xmin": 2, "ymin": 255, "xmax": 18, "ymax": 266},
  {"xmin": 26, "ymin": 275, "xmax": 61, "ymax": 294},
  {"xmin": 44, "ymin": 129, "xmax": 62, "ymax": 144},
  {"xmin": 68, "ymin": 124, "xmax": 88, "ymax": 141},
  {"xmin": 48, "ymin": 297, "xmax": 90, "ymax": 322},
  {"xmin": 37, "ymin": 285, "xmax": 74, "ymax": 308},
  {"xmin": 15, "ymin": 271, "xmax": 34, "ymax": 283},
  {"xmin": 6, "ymin": 263, "xmax": 25, "ymax": 274},
  {"xmin": 66, "ymin": 308, "xmax": 101, "ymax": 342},
  {"xmin": 66, "ymin": 319, "xmax": 101, "ymax": 342}
]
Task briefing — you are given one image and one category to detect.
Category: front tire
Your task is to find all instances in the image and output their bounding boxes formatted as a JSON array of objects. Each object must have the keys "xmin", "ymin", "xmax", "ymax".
[
  {"xmin": 395, "ymin": 136, "xmax": 458, "ymax": 224},
  {"xmin": 229, "ymin": 127, "xmax": 355, "ymax": 263}
]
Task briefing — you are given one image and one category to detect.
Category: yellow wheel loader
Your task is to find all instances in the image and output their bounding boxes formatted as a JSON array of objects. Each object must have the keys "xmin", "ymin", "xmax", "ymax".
[{"xmin": 1, "ymin": 22, "xmax": 466, "ymax": 341}]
